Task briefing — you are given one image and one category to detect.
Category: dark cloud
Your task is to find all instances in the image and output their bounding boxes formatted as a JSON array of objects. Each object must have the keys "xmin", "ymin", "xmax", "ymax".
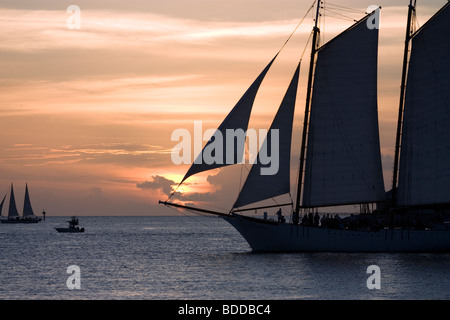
[
  {"xmin": 136, "ymin": 169, "xmax": 238, "ymax": 207},
  {"xmin": 171, "ymin": 190, "xmax": 217, "ymax": 202},
  {"xmin": 136, "ymin": 175, "xmax": 177, "ymax": 197}
]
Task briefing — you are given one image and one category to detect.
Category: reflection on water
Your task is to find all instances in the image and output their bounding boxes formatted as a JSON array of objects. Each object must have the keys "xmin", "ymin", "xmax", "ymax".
[{"xmin": 1, "ymin": 216, "xmax": 450, "ymax": 299}]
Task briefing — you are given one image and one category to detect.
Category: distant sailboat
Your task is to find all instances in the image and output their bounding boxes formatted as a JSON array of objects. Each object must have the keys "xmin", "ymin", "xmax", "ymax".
[
  {"xmin": 1, "ymin": 183, "xmax": 42, "ymax": 224},
  {"xmin": 160, "ymin": 1, "xmax": 450, "ymax": 252},
  {"xmin": 0, "ymin": 194, "xmax": 6, "ymax": 220}
]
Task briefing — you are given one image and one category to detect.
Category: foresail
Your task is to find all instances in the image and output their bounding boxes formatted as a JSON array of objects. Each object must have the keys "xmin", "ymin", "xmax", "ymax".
[
  {"xmin": 233, "ymin": 63, "xmax": 300, "ymax": 209},
  {"xmin": 397, "ymin": 3, "xmax": 450, "ymax": 207},
  {"xmin": 302, "ymin": 14, "xmax": 386, "ymax": 207},
  {"xmin": 0, "ymin": 194, "xmax": 5, "ymax": 216},
  {"xmin": 23, "ymin": 184, "xmax": 35, "ymax": 217},
  {"xmin": 8, "ymin": 184, "xmax": 19, "ymax": 218},
  {"xmin": 180, "ymin": 55, "xmax": 278, "ymax": 184}
]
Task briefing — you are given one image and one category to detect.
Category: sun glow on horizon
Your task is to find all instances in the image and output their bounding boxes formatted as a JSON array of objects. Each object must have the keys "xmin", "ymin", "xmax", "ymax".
[{"xmin": 1, "ymin": 0, "xmax": 447, "ymax": 215}]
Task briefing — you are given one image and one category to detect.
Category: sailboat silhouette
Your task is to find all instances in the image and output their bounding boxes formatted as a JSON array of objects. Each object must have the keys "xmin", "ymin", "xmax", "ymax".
[
  {"xmin": 161, "ymin": 1, "xmax": 450, "ymax": 252},
  {"xmin": 1, "ymin": 183, "xmax": 42, "ymax": 224}
]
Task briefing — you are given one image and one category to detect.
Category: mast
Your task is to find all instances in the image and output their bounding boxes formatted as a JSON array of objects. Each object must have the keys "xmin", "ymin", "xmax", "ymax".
[
  {"xmin": 391, "ymin": 0, "xmax": 416, "ymax": 207},
  {"xmin": 295, "ymin": 0, "xmax": 321, "ymax": 214}
]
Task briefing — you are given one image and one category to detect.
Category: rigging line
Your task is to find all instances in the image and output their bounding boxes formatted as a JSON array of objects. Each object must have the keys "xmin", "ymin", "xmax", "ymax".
[
  {"xmin": 322, "ymin": 0, "xmax": 326, "ymax": 50},
  {"xmin": 325, "ymin": 2, "xmax": 365, "ymax": 14},
  {"xmin": 169, "ymin": 2, "xmax": 315, "ymax": 204},
  {"xmin": 254, "ymin": 196, "xmax": 293, "ymax": 217},
  {"xmin": 166, "ymin": 183, "xmax": 180, "ymax": 202},
  {"xmin": 289, "ymin": 194, "xmax": 295, "ymax": 210},
  {"xmin": 278, "ymin": 194, "xmax": 294, "ymax": 216},
  {"xmin": 413, "ymin": 10, "xmax": 421, "ymax": 30},
  {"xmin": 323, "ymin": 14, "xmax": 355, "ymax": 22},
  {"xmin": 278, "ymin": 0, "xmax": 316, "ymax": 54},
  {"xmin": 203, "ymin": 199, "xmax": 234, "ymax": 213},
  {"xmin": 169, "ymin": 184, "xmax": 229, "ymax": 214},
  {"xmin": 301, "ymin": 31, "xmax": 314, "ymax": 61},
  {"xmin": 323, "ymin": 8, "xmax": 358, "ymax": 21}
]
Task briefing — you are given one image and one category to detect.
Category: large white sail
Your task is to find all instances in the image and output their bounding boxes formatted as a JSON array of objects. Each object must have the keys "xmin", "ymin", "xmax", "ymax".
[
  {"xmin": 180, "ymin": 55, "xmax": 278, "ymax": 184},
  {"xmin": 8, "ymin": 184, "xmax": 19, "ymax": 218},
  {"xmin": 397, "ymin": 3, "xmax": 450, "ymax": 207},
  {"xmin": 302, "ymin": 15, "xmax": 386, "ymax": 208},
  {"xmin": 233, "ymin": 63, "xmax": 300, "ymax": 209},
  {"xmin": 23, "ymin": 183, "xmax": 35, "ymax": 217}
]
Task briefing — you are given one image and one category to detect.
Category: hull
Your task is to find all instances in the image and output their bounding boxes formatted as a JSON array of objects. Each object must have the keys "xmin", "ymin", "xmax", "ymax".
[
  {"xmin": 1, "ymin": 218, "xmax": 42, "ymax": 224},
  {"xmin": 55, "ymin": 227, "xmax": 84, "ymax": 233},
  {"xmin": 224, "ymin": 214, "xmax": 450, "ymax": 252}
]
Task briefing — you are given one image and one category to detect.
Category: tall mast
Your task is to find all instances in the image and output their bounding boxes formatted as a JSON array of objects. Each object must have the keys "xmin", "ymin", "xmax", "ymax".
[
  {"xmin": 391, "ymin": 0, "xmax": 416, "ymax": 207},
  {"xmin": 295, "ymin": 0, "xmax": 321, "ymax": 214}
]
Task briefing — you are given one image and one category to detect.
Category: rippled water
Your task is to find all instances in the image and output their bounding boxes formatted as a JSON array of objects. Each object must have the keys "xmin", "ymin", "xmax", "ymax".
[{"xmin": 1, "ymin": 216, "xmax": 450, "ymax": 300}]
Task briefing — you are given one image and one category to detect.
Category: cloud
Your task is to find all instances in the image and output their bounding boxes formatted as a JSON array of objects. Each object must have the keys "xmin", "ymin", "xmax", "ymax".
[
  {"xmin": 170, "ymin": 190, "xmax": 217, "ymax": 202},
  {"xmin": 136, "ymin": 169, "xmax": 239, "ymax": 207},
  {"xmin": 1, "ymin": 142, "xmax": 171, "ymax": 168},
  {"xmin": 173, "ymin": 167, "xmax": 243, "ymax": 207},
  {"xmin": 136, "ymin": 175, "xmax": 177, "ymax": 197},
  {"xmin": 0, "ymin": 8, "xmax": 307, "ymax": 53}
]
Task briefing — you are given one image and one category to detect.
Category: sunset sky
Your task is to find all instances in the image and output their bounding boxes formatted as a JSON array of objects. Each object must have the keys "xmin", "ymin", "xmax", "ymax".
[{"xmin": 0, "ymin": 0, "xmax": 446, "ymax": 216}]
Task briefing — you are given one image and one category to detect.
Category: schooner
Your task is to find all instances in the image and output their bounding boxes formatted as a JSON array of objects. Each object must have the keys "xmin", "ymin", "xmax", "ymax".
[{"xmin": 160, "ymin": 1, "xmax": 450, "ymax": 252}]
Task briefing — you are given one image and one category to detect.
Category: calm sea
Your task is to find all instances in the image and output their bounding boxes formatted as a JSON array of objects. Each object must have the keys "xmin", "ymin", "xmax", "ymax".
[{"xmin": 1, "ymin": 215, "xmax": 450, "ymax": 300}]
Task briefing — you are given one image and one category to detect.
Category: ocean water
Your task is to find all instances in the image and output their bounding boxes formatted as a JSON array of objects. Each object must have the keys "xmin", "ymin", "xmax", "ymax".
[{"xmin": 1, "ymin": 215, "xmax": 450, "ymax": 300}]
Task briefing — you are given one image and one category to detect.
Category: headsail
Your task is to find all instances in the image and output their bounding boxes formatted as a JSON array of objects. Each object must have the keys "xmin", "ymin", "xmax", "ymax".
[
  {"xmin": 8, "ymin": 183, "xmax": 19, "ymax": 218},
  {"xmin": 233, "ymin": 63, "xmax": 300, "ymax": 209},
  {"xmin": 396, "ymin": 3, "xmax": 450, "ymax": 207},
  {"xmin": 23, "ymin": 183, "xmax": 35, "ymax": 217},
  {"xmin": 302, "ymin": 13, "xmax": 386, "ymax": 208},
  {"xmin": 0, "ymin": 194, "xmax": 5, "ymax": 216},
  {"xmin": 179, "ymin": 55, "xmax": 278, "ymax": 185}
]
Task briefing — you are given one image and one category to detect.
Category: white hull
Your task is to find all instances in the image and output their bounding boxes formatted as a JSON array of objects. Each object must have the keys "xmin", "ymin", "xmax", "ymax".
[{"xmin": 224, "ymin": 214, "xmax": 450, "ymax": 252}]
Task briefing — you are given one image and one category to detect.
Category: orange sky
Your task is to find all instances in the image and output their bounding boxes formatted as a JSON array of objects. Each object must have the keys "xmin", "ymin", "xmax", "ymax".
[{"xmin": 0, "ymin": 0, "xmax": 446, "ymax": 216}]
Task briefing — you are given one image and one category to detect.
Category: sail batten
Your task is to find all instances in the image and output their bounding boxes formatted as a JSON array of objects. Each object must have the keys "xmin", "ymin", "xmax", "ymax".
[
  {"xmin": 302, "ymin": 14, "xmax": 386, "ymax": 208},
  {"xmin": 179, "ymin": 55, "xmax": 278, "ymax": 184},
  {"xmin": 397, "ymin": 3, "xmax": 450, "ymax": 207}
]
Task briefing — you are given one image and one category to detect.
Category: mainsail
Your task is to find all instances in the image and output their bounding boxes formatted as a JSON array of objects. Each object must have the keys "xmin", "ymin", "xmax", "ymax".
[
  {"xmin": 23, "ymin": 183, "xmax": 35, "ymax": 217},
  {"xmin": 8, "ymin": 183, "xmax": 19, "ymax": 218},
  {"xmin": 396, "ymin": 2, "xmax": 450, "ymax": 207},
  {"xmin": 301, "ymin": 13, "xmax": 386, "ymax": 208},
  {"xmin": 233, "ymin": 63, "xmax": 300, "ymax": 209},
  {"xmin": 179, "ymin": 55, "xmax": 278, "ymax": 184}
]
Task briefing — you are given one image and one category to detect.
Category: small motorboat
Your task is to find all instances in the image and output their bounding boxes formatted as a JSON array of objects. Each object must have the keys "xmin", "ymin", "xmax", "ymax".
[{"xmin": 55, "ymin": 216, "xmax": 85, "ymax": 233}]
